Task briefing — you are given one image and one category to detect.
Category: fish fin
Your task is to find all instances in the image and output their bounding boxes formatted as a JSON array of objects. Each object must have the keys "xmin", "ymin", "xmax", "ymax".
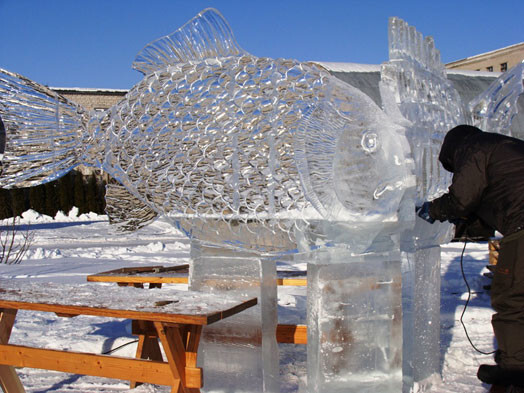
[
  {"xmin": 469, "ymin": 60, "xmax": 524, "ymax": 136},
  {"xmin": 132, "ymin": 8, "xmax": 248, "ymax": 75},
  {"xmin": 105, "ymin": 182, "xmax": 158, "ymax": 232},
  {"xmin": 0, "ymin": 68, "xmax": 88, "ymax": 188}
]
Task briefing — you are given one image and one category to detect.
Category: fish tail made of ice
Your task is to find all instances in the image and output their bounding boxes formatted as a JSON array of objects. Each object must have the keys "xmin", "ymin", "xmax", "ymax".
[
  {"xmin": 468, "ymin": 60, "xmax": 524, "ymax": 137},
  {"xmin": 0, "ymin": 68, "xmax": 90, "ymax": 188}
]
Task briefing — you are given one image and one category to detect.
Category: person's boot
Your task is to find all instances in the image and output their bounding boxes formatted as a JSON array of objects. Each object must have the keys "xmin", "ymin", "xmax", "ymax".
[{"xmin": 478, "ymin": 364, "xmax": 524, "ymax": 387}]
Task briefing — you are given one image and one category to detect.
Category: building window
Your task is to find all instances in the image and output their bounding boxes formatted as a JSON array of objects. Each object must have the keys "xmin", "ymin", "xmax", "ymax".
[
  {"xmin": 501, "ymin": 62, "xmax": 508, "ymax": 72},
  {"xmin": 487, "ymin": 66, "xmax": 493, "ymax": 72}
]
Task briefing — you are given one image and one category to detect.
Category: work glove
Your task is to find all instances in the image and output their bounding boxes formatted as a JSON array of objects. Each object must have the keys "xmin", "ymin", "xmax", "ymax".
[{"xmin": 416, "ymin": 201, "xmax": 435, "ymax": 224}]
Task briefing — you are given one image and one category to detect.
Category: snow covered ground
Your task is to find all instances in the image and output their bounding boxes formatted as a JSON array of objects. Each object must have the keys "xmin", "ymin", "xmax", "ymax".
[{"xmin": 0, "ymin": 210, "xmax": 496, "ymax": 392}]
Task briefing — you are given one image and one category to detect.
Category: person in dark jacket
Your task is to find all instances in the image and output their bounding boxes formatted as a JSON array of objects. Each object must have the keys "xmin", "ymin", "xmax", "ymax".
[{"xmin": 418, "ymin": 124, "xmax": 524, "ymax": 387}]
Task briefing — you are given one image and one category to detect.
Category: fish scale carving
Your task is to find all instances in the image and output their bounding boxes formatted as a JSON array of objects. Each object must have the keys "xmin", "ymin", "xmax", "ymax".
[{"xmin": 91, "ymin": 55, "xmax": 319, "ymax": 220}]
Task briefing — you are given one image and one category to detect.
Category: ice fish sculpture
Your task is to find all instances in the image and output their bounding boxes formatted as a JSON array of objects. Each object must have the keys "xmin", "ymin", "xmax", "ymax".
[
  {"xmin": 0, "ymin": 8, "xmax": 413, "ymax": 252},
  {"xmin": 380, "ymin": 17, "xmax": 467, "ymax": 207},
  {"xmin": 469, "ymin": 59, "xmax": 524, "ymax": 137},
  {"xmin": 378, "ymin": 17, "xmax": 524, "ymax": 392},
  {"xmin": 380, "ymin": 18, "xmax": 524, "ymax": 251}
]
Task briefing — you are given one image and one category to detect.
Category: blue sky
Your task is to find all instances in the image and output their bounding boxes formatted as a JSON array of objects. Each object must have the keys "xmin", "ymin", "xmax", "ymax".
[{"xmin": 1, "ymin": 0, "xmax": 523, "ymax": 89}]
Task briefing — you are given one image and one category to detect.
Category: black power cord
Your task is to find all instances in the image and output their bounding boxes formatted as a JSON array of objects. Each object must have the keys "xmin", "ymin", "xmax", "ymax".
[
  {"xmin": 459, "ymin": 238, "xmax": 496, "ymax": 355},
  {"xmin": 101, "ymin": 339, "xmax": 139, "ymax": 355}
]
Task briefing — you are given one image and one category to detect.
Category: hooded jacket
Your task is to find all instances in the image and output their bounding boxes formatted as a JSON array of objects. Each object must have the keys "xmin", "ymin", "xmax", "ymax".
[{"xmin": 429, "ymin": 125, "xmax": 524, "ymax": 236}]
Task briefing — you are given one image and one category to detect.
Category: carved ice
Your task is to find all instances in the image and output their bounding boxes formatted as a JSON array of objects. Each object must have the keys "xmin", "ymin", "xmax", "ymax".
[
  {"xmin": 0, "ymin": 8, "xmax": 523, "ymax": 393},
  {"xmin": 381, "ymin": 17, "xmax": 523, "ymax": 392},
  {"xmin": 0, "ymin": 9, "xmax": 412, "ymax": 253}
]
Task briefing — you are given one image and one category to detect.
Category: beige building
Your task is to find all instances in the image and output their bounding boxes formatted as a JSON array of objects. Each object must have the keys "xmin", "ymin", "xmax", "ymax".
[
  {"xmin": 51, "ymin": 88, "xmax": 126, "ymax": 178},
  {"xmin": 52, "ymin": 87, "xmax": 127, "ymax": 112},
  {"xmin": 446, "ymin": 42, "xmax": 524, "ymax": 72}
]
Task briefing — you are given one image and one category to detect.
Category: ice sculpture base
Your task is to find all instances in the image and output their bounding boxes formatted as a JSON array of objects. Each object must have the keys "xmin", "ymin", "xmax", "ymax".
[
  {"xmin": 402, "ymin": 246, "xmax": 442, "ymax": 392},
  {"xmin": 302, "ymin": 248, "xmax": 402, "ymax": 393},
  {"xmin": 189, "ymin": 239, "xmax": 279, "ymax": 393}
]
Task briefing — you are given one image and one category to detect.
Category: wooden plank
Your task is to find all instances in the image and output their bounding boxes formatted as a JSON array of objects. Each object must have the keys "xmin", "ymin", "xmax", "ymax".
[
  {"xmin": 0, "ymin": 309, "xmax": 17, "ymax": 344},
  {"xmin": 184, "ymin": 325, "xmax": 201, "ymax": 368},
  {"xmin": 117, "ymin": 282, "xmax": 145, "ymax": 288},
  {"xmin": 98, "ymin": 265, "xmax": 167, "ymax": 274},
  {"xmin": 89, "ymin": 275, "xmax": 189, "ymax": 285},
  {"xmin": 0, "ymin": 295, "xmax": 257, "ymax": 326},
  {"xmin": 210, "ymin": 297, "xmax": 258, "ymax": 324},
  {"xmin": 0, "ymin": 299, "xmax": 209, "ymax": 326},
  {"xmin": 0, "ymin": 344, "xmax": 175, "ymax": 386},
  {"xmin": 185, "ymin": 367, "xmax": 202, "ymax": 393},
  {"xmin": 154, "ymin": 322, "xmax": 190, "ymax": 393},
  {"xmin": 183, "ymin": 325, "xmax": 203, "ymax": 393},
  {"xmin": 87, "ymin": 266, "xmax": 306, "ymax": 286},
  {"xmin": 55, "ymin": 313, "xmax": 79, "ymax": 318},
  {"xmin": 133, "ymin": 320, "xmax": 306, "ymax": 344},
  {"xmin": 130, "ymin": 334, "xmax": 164, "ymax": 388},
  {"xmin": 90, "ymin": 276, "xmax": 308, "ymax": 286},
  {"xmin": 276, "ymin": 278, "xmax": 307, "ymax": 286},
  {"xmin": 0, "ymin": 365, "xmax": 25, "ymax": 393},
  {"xmin": 0, "ymin": 309, "xmax": 25, "ymax": 393},
  {"xmin": 88, "ymin": 264, "xmax": 189, "ymax": 278},
  {"xmin": 276, "ymin": 324, "xmax": 307, "ymax": 344}
]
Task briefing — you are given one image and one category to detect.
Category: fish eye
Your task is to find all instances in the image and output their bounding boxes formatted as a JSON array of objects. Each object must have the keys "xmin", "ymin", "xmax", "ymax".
[{"xmin": 361, "ymin": 131, "xmax": 378, "ymax": 153}]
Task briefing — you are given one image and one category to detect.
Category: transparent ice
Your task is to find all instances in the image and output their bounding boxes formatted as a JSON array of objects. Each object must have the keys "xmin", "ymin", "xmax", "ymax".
[
  {"xmin": 380, "ymin": 17, "xmax": 524, "ymax": 392},
  {"xmin": 304, "ymin": 250, "xmax": 402, "ymax": 393},
  {"xmin": 189, "ymin": 239, "xmax": 279, "ymax": 393},
  {"xmin": 469, "ymin": 60, "xmax": 524, "ymax": 137},
  {"xmin": 0, "ymin": 8, "xmax": 523, "ymax": 393},
  {"xmin": 380, "ymin": 17, "xmax": 463, "ymax": 391},
  {"xmin": 0, "ymin": 9, "xmax": 413, "ymax": 253}
]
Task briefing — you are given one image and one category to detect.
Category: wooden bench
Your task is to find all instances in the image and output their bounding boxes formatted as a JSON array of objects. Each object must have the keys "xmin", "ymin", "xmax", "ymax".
[
  {"xmin": 0, "ymin": 281, "xmax": 257, "ymax": 392},
  {"xmin": 87, "ymin": 265, "xmax": 308, "ymax": 346},
  {"xmin": 87, "ymin": 264, "xmax": 308, "ymax": 287}
]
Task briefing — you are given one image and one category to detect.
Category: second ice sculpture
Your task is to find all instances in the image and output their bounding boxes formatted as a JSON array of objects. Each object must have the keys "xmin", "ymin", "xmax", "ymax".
[{"xmin": 380, "ymin": 17, "xmax": 524, "ymax": 392}]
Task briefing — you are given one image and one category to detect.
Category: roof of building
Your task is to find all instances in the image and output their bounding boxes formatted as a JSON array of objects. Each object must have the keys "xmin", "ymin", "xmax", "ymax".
[
  {"xmin": 51, "ymin": 87, "xmax": 128, "ymax": 94},
  {"xmin": 446, "ymin": 42, "xmax": 524, "ymax": 66}
]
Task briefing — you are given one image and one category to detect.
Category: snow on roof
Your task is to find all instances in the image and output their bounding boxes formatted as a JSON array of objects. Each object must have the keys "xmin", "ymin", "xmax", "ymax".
[
  {"xmin": 447, "ymin": 42, "xmax": 524, "ymax": 65},
  {"xmin": 313, "ymin": 61, "xmax": 502, "ymax": 79},
  {"xmin": 50, "ymin": 87, "xmax": 128, "ymax": 93},
  {"xmin": 311, "ymin": 61, "xmax": 382, "ymax": 73},
  {"xmin": 445, "ymin": 69, "xmax": 501, "ymax": 78}
]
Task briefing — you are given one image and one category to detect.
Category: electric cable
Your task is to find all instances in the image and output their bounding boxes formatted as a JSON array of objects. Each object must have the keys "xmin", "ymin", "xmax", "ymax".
[
  {"xmin": 101, "ymin": 339, "xmax": 139, "ymax": 355},
  {"xmin": 459, "ymin": 237, "xmax": 496, "ymax": 355}
]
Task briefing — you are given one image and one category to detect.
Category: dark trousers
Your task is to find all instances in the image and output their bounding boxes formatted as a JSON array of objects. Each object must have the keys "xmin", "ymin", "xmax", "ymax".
[{"xmin": 491, "ymin": 229, "xmax": 524, "ymax": 369}]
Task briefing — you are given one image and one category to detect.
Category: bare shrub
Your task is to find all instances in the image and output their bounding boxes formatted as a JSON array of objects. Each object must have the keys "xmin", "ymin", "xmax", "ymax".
[{"xmin": 0, "ymin": 217, "xmax": 34, "ymax": 264}]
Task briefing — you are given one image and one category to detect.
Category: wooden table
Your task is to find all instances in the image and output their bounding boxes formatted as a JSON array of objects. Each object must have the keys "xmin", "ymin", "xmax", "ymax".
[
  {"xmin": 87, "ymin": 265, "xmax": 308, "ymax": 347},
  {"xmin": 87, "ymin": 264, "xmax": 191, "ymax": 288},
  {"xmin": 87, "ymin": 264, "xmax": 308, "ymax": 287},
  {"xmin": 0, "ymin": 281, "xmax": 257, "ymax": 393}
]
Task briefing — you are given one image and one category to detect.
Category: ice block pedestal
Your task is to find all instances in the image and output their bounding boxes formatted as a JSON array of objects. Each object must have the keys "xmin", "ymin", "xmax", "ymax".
[
  {"xmin": 402, "ymin": 246, "xmax": 441, "ymax": 392},
  {"xmin": 304, "ymin": 248, "xmax": 403, "ymax": 393},
  {"xmin": 189, "ymin": 239, "xmax": 279, "ymax": 393}
]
